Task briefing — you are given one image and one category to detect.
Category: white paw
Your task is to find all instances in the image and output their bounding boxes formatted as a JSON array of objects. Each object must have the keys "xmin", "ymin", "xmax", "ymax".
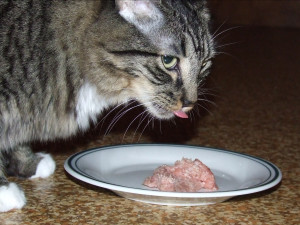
[
  {"xmin": 30, "ymin": 153, "xmax": 56, "ymax": 179},
  {"xmin": 0, "ymin": 183, "xmax": 26, "ymax": 212}
]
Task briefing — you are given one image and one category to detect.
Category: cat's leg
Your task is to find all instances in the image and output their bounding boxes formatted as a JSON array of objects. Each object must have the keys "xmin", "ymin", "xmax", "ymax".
[
  {"xmin": 6, "ymin": 145, "xmax": 56, "ymax": 179},
  {"xmin": 0, "ymin": 145, "xmax": 55, "ymax": 212},
  {"xmin": 0, "ymin": 153, "xmax": 26, "ymax": 212}
]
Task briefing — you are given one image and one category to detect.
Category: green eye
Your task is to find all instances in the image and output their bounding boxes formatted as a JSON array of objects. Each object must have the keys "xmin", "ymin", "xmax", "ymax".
[{"xmin": 161, "ymin": 55, "xmax": 178, "ymax": 70}]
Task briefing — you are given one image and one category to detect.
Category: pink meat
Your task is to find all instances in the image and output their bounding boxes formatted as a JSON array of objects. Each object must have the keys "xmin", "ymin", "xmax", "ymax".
[{"xmin": 143, "ymin": 158, "xmax": 218, "ymax": 192}]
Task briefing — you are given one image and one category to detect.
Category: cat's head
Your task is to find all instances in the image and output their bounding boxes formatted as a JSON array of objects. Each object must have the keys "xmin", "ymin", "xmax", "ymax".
[{"xmin": 85, "ymin": 0, "xmax": 215, "ymax": 119}]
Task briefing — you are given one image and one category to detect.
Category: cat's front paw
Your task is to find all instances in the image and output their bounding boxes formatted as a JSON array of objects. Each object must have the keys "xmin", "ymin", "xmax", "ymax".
[
  {"xmin": 30, "ymin": 153, "xmax": 56, "ymax": 179},
  {"xmin": 0, "ymin": 183, "xmax": 26, "ymax": 212}
]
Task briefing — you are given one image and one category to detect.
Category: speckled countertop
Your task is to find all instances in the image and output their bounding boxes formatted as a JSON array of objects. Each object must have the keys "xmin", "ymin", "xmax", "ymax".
[{"xmin": 1, "ymin": 27, "xmax": 299, "ymax": 224}]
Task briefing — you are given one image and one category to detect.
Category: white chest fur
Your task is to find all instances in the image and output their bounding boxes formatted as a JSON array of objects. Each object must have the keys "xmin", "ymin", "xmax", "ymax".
[{"xmin": 76, "ymin": 82, "xmax": 109, "ymax": 130}]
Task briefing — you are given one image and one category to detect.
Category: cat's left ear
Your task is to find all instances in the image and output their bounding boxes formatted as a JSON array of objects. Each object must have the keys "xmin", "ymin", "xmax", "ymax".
[{"xmin": 115, "ymin": 0, "xmax": 164, "ymax": 33}]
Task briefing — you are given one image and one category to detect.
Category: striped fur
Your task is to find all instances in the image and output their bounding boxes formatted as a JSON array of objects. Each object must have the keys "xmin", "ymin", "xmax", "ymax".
[{"xmin": 0, "ymin": 0, "xmax": 214, "ymax": 211}]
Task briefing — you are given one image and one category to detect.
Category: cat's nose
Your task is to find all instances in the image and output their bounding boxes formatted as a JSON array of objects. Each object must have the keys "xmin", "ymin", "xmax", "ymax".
[{"xmin": 182, "ymin": 100, "xmax": 195, "ymax": 112}]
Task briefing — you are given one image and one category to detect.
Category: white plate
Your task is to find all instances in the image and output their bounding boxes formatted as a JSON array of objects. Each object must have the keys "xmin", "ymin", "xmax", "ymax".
[{"xmin": 64, "ymin": 144, "xmax": 282, "ymax": 206}]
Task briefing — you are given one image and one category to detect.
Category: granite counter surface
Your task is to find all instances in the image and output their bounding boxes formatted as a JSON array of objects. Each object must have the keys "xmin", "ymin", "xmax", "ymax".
[{"xmin": 0, "ymin": 27, "xmax": 299, "ymax": 225}]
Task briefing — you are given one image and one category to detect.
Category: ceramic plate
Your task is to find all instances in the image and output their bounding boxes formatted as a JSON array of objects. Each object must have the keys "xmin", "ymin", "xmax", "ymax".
[{"xmin": 64, "ymin": 144, "xmax": 282, "ymax": 206}]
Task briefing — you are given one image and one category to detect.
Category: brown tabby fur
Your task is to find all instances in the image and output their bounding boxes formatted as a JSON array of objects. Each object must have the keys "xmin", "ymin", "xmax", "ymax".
[{"xmin": 0, "ymin": 0, "xmax": 214, "ymax": 211}]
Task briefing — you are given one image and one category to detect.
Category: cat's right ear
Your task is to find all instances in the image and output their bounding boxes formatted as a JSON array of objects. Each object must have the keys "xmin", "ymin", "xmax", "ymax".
[{"xmin": 115, "ymin": 0, "xmax": 164, "ymax": 34}]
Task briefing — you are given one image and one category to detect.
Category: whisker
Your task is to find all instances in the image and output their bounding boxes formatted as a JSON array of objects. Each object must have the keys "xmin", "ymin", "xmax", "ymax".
[
  {"xmin": 138, "ymin": 116, "xmax": 155, "ymax": 142},
  {"xmin": 195, "ymin": 86, "xmax": 218, "ymax": 117},
  {"xmin": 211, "ymin": 25, "xmax": 241, "ymax": 43},
  {"xmin": 189, "ymin": 110, "xmax": 195, "ymax": 122},
  {"xmin": 122, "ymin": 110, "xmax": 147, "ymax": 142},
  {"xmin": 170, "ymin": 118, "xmax": 177, "ymax": 126},
  {"xmin": 198, "ymin": 97, "xmax": 217, "ymax": 106},
  {"xmin": 104, "ymin": 97, "xmax": 160, "ymax": 139},
  {"xmin": 152, "ymin": 116, "xmax": 155, "ymax": 129},
  {"xmin": 159, "ymin": 120, "xmax": 162, "ymax": 134},
  {"xmin": 198, "ymin": 88, "xmax": 219, "ymax": 97},
  {"xmin": 105, "ymin": 103, "xmax": 145, "ymax": 136},
  {"xmin": 211, "ymin": 20, "xmax": 227, "ymax": 39},
  {"xmin": 196, "ymin": 102, "xmax": 214, "ymax": 116},
  {"xmin": 215, "ymin": 41, "xmax": 241, "ymax": 49},
  {"xmin": 97, "ymin": 100, "xmax": 135, "ymax": 129},
  {"xmin": 214, "ymin": 50, "xmax": 235, "ymax": 57},
  {"xmin": 214, "ymin": 50, "xmax": 242, "ymax": 65},
  {"xmin": 132, "ymin": 111, "xmax": 151, "ymax": 142}
]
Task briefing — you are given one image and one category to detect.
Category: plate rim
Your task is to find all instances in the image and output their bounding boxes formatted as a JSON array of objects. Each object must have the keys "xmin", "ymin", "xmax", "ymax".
[{"xmin": 64, "ymin": 143, "xmax": 282, "ymax": 198}]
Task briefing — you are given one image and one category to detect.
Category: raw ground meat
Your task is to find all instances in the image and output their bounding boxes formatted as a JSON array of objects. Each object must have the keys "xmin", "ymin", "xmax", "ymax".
[{"xmin": 143, "ymin": 158, "xmax": 218, "ymax": 192}]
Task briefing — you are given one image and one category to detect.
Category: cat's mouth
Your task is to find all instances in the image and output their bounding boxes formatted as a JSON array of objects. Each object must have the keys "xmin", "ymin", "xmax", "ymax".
[
  {"xmin": 150, "ymin": 103, "xmax": 189, "ymax": 119},
  {"xmin": 173, "ymin": 110, "xmax": 189, "ymax": 118}
]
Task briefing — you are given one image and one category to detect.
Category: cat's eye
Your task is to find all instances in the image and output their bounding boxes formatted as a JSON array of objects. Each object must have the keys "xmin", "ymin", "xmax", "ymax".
[
  {"xmin": 161, "ymin": 55, "xmax": 178, "ymax": 70},
  {"xmin": 201, "ymin": 61, "xmax": 208, "ymax": 69},
  {"xmin": 201, "ymin": 61, "xmax": 209, "ymax": 71}
]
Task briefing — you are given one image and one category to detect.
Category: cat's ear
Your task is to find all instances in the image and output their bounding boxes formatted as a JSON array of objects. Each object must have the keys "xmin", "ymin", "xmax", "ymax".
[
  {"xmin": 188, "ymin": 0, "xmax": 210, "ymax": 20},
  {"xmin": 115, "ymin": 0, "xmax": 164, "ymax": 33}
]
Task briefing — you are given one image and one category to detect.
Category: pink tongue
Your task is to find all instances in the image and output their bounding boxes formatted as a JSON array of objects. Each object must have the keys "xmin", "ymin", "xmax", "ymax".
[{"xmin": 174, "ymin": 110, "xmax": 189, "ymax": 119}]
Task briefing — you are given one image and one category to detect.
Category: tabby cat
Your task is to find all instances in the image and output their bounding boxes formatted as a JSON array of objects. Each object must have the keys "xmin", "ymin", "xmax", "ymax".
[{"xmin": 0, "ymin": 0, "xmax": 215, "ymax": 211}]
